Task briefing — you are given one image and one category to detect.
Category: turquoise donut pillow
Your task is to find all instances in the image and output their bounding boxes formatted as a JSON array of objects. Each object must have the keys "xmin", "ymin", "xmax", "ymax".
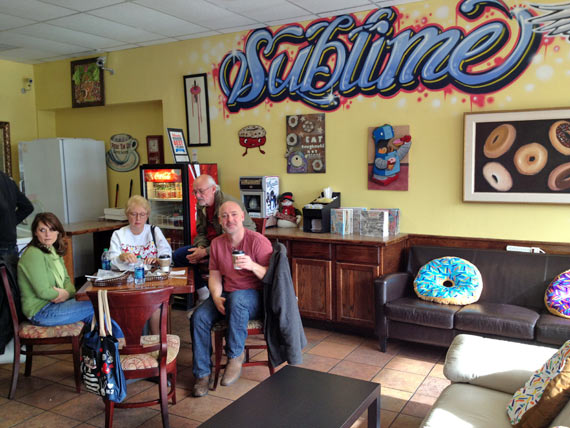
[
  {"xmin": 414, "ymin": 256, "xmax": 483, "ymax": 305},
  {"xmin": 545, "ymin": 270, "xmax": 570, "ymax": 319}
]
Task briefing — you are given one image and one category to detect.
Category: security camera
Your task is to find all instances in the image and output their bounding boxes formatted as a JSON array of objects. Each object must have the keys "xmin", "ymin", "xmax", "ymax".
[{"xmin": 96, "ymin": 57, "xmax": 106, "ymax": 67}]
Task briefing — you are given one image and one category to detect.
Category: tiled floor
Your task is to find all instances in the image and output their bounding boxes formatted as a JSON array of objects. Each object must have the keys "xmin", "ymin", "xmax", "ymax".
[{"xmin": 0, "ymin": 309, "xmax": 450, "ymax": 427}]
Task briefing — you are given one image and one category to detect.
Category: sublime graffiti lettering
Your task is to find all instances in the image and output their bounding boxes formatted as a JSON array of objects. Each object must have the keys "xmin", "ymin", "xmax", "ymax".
[{"xmin": 218, "ymin": 0, "xmax": 542, "ymax": 112}]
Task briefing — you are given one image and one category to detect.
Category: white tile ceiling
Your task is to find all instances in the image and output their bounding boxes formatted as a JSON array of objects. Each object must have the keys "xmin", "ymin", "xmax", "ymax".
[{"xmin": 0, "ymin": 0, "xmax": 416, "ymax": 64}]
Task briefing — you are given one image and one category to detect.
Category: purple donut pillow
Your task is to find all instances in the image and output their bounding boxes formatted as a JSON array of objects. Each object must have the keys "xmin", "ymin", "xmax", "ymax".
[{"xmin": 545, "ymin": 269, "xmax": 570, "ymax": 319}]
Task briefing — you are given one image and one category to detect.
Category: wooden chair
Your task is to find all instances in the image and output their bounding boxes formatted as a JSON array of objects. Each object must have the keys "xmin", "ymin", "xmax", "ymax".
[
  {"xmin": 1, "ymin": 265, "xmax": 83, "ymax": 400},
  {"xmin": 87, "ymin": 286, "xmax": 178, "ymax": 428},
  {"xmin": 211, "ymin": 318, "xmax": 274, "ymax": 390},
  {"xmin": 252, "ymin": 217, "xmax": 267, "ymax": 234}
]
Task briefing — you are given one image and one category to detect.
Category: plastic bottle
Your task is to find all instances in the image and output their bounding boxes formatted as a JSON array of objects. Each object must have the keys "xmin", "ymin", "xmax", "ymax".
[
  {"xmin": 134, "ymin": 256, "xmax": 145, "ymax": 286},
  {"xmin": 101, "ymin": 248, "xmax": 111, "ymax": 270}
]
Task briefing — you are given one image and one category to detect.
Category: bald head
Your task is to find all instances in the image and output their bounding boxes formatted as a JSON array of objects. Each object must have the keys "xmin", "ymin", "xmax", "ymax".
[{"xmin": 219, "ymin": 201, "xmax": 245, "ymax": 236}]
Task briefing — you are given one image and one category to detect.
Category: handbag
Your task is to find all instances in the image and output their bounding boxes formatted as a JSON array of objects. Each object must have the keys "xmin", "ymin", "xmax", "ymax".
[{"xmin": 80, "ymin": 290, "xmax": 127, "ymax": 402}]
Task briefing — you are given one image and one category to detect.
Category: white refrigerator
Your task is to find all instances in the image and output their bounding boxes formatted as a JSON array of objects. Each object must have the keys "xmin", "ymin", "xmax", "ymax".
[{"xmin": 18, "ymin": 138, "xmax": 109, "ymax": 277}]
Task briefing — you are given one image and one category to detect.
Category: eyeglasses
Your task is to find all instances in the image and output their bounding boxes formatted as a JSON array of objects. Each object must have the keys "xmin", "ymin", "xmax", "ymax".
[
  {"xmin": 193, "ymin": 186, "xmax": 213, "ymax": 196},
  {"xmin": 128, "ymin": 212, "xmax": 148, "ymax": 219}
]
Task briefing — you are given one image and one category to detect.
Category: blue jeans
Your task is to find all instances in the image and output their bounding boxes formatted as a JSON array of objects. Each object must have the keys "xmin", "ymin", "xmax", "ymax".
[
  {"xmin": 31, "ymin": 300, "xmax": 124, "ymax": 338},
  {"xmin": 173, "ymin": 245, "xmax": 207, "ymax": 291},
  {"xmin": 190, "ymin": 289, "xmax": 262, "ymax": 378}
]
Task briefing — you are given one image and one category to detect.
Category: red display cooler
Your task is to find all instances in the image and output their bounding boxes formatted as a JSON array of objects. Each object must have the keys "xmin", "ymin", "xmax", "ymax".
[{"xmin": 139, "ymin": 163, "xmax": 218, "ymax": 251}]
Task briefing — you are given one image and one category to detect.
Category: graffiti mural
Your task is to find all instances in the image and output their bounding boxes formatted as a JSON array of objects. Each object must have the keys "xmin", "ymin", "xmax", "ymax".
[{"xmin": 217, "ymin": 0, "xmax": 558, "ymax": 113}]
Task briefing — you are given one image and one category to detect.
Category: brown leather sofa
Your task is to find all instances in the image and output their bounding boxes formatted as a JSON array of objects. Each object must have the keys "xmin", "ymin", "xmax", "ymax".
[{"xmin": 375, "ymin": 245, "xmax": 570, "ymax": 352}]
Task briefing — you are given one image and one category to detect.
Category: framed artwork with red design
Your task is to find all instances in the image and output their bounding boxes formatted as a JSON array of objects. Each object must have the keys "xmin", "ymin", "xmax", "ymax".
[
  {"xmin": 146, "ymin": 135, "xmax": 164, "ymax": 164},
  {"xmin": 183, "ymin": 73, "xmax": 211, "ymax": 147}
]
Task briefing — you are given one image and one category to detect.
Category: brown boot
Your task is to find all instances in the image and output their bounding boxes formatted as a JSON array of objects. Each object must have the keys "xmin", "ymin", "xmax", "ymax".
[
  {"xmin": 221, "ymin": 352, "xmax": 245, "ymax": 386},
  {"xmin": 192, "ymin": 375, "xmax": 210, "ymax": 397}
]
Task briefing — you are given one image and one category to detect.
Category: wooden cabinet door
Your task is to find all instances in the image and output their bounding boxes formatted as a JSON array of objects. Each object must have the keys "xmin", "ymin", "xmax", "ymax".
[
  {"xmin": 292, "ymin": 258, "xmax": 332, "ymax": 320},
  {"xmin": 336, "ymin": 262, "xmax": 379, "ymax": 328}
]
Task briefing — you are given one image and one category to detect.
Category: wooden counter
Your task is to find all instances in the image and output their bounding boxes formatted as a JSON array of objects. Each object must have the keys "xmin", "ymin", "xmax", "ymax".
[
  {"xmin": 63, "ymin": 220, "xmax": 128, "ymax": 284},
  {"xmin": 264, "ymin": 227, "xmax": 407, "ymax": 331}
]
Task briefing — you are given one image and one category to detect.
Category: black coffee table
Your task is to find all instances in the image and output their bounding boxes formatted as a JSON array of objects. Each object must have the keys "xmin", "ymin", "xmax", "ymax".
[{"xmin": 200, "ymin": 365, "xmax": 380, "ymax": 428}]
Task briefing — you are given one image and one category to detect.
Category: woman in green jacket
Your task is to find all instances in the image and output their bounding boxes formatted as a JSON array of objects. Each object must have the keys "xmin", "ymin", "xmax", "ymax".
[{"xmin": 18, "ymin": 212, "xmax": 121, "ymax": 334}]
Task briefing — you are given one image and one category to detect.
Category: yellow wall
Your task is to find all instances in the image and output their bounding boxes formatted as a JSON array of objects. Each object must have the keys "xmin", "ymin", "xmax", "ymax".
[
  {"xmin": 30, "ymin": 0, "xmax": 570, "ymax": 242},
  {"xmin": 0, "ymin": 60, "xmax": 38, "ymax": 181}
]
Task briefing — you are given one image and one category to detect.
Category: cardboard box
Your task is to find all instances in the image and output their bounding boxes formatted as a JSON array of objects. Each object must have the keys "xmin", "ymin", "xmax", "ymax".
[
  {"xmin": 331, "ymin": 208, "xmax": 353, "ymax": 235},
  {"xmin": 360, "ymin": 210, "xmax": 389, "ymax": 237}
]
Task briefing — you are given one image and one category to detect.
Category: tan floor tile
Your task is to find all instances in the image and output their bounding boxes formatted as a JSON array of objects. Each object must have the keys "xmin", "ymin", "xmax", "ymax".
[
  {"xmin": 51, "ymin": 390, "xmax": 106, "ymax": 421},
  {"xmin": 303, "ymin": 327, "xmax": 331, "ymax": 341},
  {"xmin": 18, "ymin": 382, "xmax": 79, "ymax": 410},
  {"xmin": 5, "ymin": 374, "xmax": 52, "ymax": 399},
  {"xmin": 0, "ymin": 400, "xmax": 44, "ymax": 426},
  {"xmin": 12, "ymin": 410, "xmax": 80, "ymax": 427},
  {"xmin": 240, "ymin": 364, "xmax": 273, "ymax": 382},
  {"xmin": 381, "ymin": 409, "xmax": 398, "ymax": 427},
  {"xmin": 345, "ymin": 343, "xmax": 395, "ymax": 368},
  {"xmin": 401, "ymin": 392, "xmax": 438, "ymax": 418},
  {"xmin": 390, "ymin": 413, "xmax": 424, "ymax": 428},
  {"xmin": 329, "ymin": 360, "xmax": 380, "ymax": 381},
  {"xmin": 33, "ymin": 360, "xmax": 77, "ymax": 382},
  {"xmin": 415, "ymin": 376, "xmax": 450, "ymax": 398},
  {"xmin": 125, "ymin": 384, "xmax": 186, "ymax": 410},
  {"xmin": 0, "ymin": 355, "xmax": 59, "ymax": 374},
  {"xmin": 176, "ymin": 346, "xmax": 194, "ymax": 368},
  {"xmin": 372, "ymin": 368, "xmax": 425, "ymax": 393},
  {"xmin": 137, "ymin": 412, "xmax": 201, "ymax": 427},
  {"xmin": 325, "ymin": 332, "xmax": 365, "ymax": 346},
  {"xmin": 308, "ymin": 340, "xmax": 357, "ymax": 360},
  {"xmin": 428, "ymin": 362, "xmax": 446, "ymax": 379},
  {"xmin": 176, "ymin": 367, "xmax": 197, "ymax": 391},
  {"xmin": 386, "ymin": 356, "xmax": 435, "ymax": 376},
  {"xmin": 208, "ymin": 376, "xmax": 259, "ymax": 400},
  {"xmin": 296, "ymin": 353, "xmax": 340, "ymax": 372},
  {"xmin": 169, "ymin": 394, "xmax": 232, "ymax": 422},
  {"xmin": 89, "ymin": 406, "xmax": 159, "ymax": 428},
  {"xmin": 380, "ymin": 387, "xmax": 412, "ymax": 412}
]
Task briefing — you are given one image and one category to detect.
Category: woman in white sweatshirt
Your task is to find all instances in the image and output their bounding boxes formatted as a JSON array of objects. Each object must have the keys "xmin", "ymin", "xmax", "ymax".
[{"xmin": 108, "ymin": 195, "xmax": 172, "ymax": 270}]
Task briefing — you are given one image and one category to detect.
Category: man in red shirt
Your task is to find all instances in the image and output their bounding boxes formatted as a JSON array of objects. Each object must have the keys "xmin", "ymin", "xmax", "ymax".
[
  {"xmin": 190, "ymin": 201, "xmax": 272, "ymax": 397},
  {"xmin": 172, "ymin": 174, "xmax": 255, "ymax": 309}
]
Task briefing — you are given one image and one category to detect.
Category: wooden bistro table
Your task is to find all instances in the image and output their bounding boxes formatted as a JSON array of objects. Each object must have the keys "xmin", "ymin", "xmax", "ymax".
[{"xmin": 75, "ymin": 267, "xmax": 194, "ymax": 302}]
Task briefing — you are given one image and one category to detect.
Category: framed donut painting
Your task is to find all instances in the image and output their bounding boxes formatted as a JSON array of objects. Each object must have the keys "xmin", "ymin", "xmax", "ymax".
[
  {"xmin": 285, "ymin": 114, "xmax": 325, "ymax": 174},
  {"xmin": 464, "ymin": 108, "xmax": 570, "ymax": 204}
]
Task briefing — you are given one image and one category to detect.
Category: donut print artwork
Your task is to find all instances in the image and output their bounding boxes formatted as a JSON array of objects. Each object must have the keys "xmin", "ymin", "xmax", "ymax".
[
  {"xmin": 483, "ymin": 124, "xmax": 516, "ymax": 158},
  {"xmin": 513, "ymin": 143, "xmax": 548, "ymax": 175},
  {"xmin": 548, "ymin": 162, "xmax": 570, "ymax": 191},
  {"xmin": 482, "ymin": 162, "xmax": 513, "ymax": 191},
  {"xmin": 285, "ymin": 114, "xmax": 325, "ymax": 174},
  {"xmin": 549, "ymin": 120, "xmax": 570, "ymax": 155}
]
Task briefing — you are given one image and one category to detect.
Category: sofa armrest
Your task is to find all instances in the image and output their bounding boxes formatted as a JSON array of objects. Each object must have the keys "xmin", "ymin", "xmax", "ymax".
[
  {"xmin": 374, "ymin": 272, "xmax": 412, "ymax": 306},
  {"xmin": 444, "ymin": 334, "xmax": 557, "ymax": 395}
]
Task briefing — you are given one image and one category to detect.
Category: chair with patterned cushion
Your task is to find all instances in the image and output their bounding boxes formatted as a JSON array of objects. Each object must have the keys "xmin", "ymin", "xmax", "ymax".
[
  {"xmin": 1, "ymin": 265, "xmax": 83, "ymax": 400},
  {"xmin": 87, "ymin": 286, "xmax": 178, "ymax": 428}
]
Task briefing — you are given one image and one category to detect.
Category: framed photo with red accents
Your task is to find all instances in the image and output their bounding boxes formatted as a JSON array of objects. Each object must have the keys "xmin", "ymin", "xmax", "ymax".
[
  {"xmin": 183, "ymin": 73, "xmax": 211, "ymax": 147},
  {"xmin": 464, "ymin": 108, "xmax": 570, "ymax": 204},
  {"xmin": 146, "ymin": 135, "xmax": 164, "ymax": 164}
]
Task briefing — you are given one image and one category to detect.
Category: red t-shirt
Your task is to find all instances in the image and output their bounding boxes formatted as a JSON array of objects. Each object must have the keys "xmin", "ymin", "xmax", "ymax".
[{"xmin": 209, "ymin": 228, "xmax": 273, "ymax": 292}]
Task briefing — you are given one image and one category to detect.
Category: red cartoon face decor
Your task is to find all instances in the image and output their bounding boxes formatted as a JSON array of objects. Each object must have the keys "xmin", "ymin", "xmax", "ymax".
[{"xmin": 238, "ymin": 125, "xmax": 266, "ymax": 156}]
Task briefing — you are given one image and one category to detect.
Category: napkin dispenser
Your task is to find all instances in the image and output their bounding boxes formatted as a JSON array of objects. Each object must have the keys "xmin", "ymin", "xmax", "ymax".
[{"xmin": 302, "ymin": 192, "xmax": 341, "ymax": 233}]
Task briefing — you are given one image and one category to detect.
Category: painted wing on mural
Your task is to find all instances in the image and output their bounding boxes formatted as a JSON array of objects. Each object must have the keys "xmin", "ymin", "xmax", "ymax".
[{"xmin": 529, "ymin": 3, "xmax": 570, "ymax": 40}]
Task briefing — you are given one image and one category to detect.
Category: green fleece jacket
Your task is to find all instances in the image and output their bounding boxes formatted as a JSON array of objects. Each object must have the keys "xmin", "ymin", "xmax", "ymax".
[
  {"xmin": 17, "ymin": 246, "xmax": 75, "ymax": 319},
  {"xmin": 193, "ymin": 190, "xmax": 256, "ymax": 254}
]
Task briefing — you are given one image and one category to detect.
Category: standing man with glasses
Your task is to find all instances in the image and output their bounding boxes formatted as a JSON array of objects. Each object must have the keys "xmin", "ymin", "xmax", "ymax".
[{"xmin": 172, "ymin": 175, "xmax": 255, "ymax": 312}]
